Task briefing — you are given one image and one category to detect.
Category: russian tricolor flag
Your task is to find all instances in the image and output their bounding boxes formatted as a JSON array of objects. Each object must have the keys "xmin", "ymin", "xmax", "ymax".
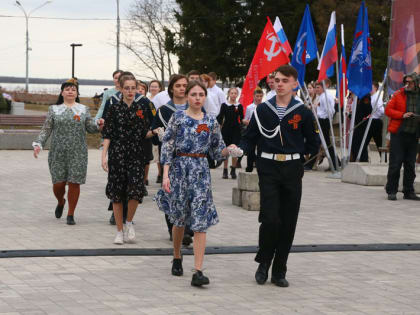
[
  {"xmin": 317, "ymin": 12, "xmax": 338, "ymax": 82},
  {"xmin": 274, "ymin": 16, "xmax": 292, "ymax": 56},
  {"xmin": 338, "ymin": 25, "xmax": 348, "ymax": 107}
]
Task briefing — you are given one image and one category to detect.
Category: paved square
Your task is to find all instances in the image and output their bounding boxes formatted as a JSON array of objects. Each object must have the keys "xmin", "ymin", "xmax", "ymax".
[{"xmin": 0, "ymin": 150, "xmax": 419, "ymax": 314}]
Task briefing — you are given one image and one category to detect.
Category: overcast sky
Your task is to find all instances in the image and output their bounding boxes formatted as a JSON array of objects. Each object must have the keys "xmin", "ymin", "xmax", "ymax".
[{"xmin": 1, "ymin": 0, "xmax": 176, "ymax": 81}]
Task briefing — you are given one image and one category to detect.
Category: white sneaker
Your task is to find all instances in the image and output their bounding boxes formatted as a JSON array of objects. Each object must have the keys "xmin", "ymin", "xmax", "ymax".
[
  {"xmin": 123, "ymin": 224, "xmax": 128, "ymax": 242},
  {"xmin": 126, "ymin": 223, "xmax": 135, "ymax": 242},
  {"xmin": 114, "ymin": 232, "xmax": 124, "ymax": 245}
]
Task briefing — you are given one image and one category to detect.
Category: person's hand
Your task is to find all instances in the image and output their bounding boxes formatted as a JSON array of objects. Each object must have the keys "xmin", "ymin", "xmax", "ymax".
[
  {"xmin": 162, "ymin": 177, "xmax": 171, "ymax": 193},
  {"xmin": 227, "ymin": 144, "xmax": 243, "ymax": 157},
  {"xmin": 101, "ymin": 156, "xmax": 108, "ymax": 172},
  {"xmin": 97, "ymin": 118, "xmax": 105, "ymax": 131},
  {"xmin": 403, "ymin": 112, "xmax": 414, "ymax": 118},
  {"xmin": 33, "ymin": 146, "xmax": 41, "ymax": 158}
]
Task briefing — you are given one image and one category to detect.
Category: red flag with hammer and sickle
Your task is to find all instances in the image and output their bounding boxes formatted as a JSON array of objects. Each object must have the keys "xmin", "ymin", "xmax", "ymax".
[{"xmin": 240, "ymin": 17, "xmax": 290, "ymax": 112}]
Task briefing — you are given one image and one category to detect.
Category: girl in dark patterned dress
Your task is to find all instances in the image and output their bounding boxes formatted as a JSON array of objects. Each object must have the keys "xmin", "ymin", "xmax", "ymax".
[
  {"xmin": 155, "ymin": 81, "xmax": 238, "ymax": 287},
  {"xmin": 101, "ymin": 74, "xmax": 154, "ymax": 245},
  {"xmin": 217, "ymin": 87, "xmax": 244, "ymax": 179}
]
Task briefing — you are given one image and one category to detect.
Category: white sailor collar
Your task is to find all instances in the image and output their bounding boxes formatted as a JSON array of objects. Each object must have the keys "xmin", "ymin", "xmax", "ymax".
[
  {"xmin": 226, "ymin": 101, "xmax": 240, "ymax": 107},
  {"xmin": 52, "ymin": 103, "xmax": 86, "ymax": 116}
]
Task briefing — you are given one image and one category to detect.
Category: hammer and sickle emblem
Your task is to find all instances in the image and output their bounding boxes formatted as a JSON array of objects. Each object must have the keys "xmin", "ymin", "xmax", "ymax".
[{"xmin": 264, "ymin": 32, "xmax": 282, "ymax": 61}]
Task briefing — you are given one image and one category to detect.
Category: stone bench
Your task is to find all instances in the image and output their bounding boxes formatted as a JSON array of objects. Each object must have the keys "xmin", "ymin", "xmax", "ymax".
[
  {"xmin": 232, "ymin": 172, "xmax": 260, "ymax": 211},
  {"xmin": 0, "ymin": 114, "xmax": 48, "ymax": 150}
]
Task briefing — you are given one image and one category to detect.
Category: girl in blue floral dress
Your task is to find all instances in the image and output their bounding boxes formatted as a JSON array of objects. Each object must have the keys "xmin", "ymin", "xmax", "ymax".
[{"xmin": 155, "ymin": 81, "xmax": 238, "ymax": 287}]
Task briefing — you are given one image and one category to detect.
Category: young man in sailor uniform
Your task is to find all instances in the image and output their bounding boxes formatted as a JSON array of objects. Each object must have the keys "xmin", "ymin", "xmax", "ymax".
[{"xmin": 240, "ymin": 65, "xmax": 319, "ymax": 287}]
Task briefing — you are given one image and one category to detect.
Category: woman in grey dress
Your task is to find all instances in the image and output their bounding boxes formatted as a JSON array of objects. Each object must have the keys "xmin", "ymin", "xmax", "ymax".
[{"xmin": 33, "ymin": 79, "xmax": 103, "ymax": 225}]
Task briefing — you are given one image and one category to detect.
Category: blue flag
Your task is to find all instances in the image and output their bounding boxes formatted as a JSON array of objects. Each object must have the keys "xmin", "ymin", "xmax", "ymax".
[
  {"xmin": 291, "ymin": 5, "xmax": 318, "ymax": 87},
  {"xmin": 347, "ymin": 1, "xmax": 372, "ymax": 98}
]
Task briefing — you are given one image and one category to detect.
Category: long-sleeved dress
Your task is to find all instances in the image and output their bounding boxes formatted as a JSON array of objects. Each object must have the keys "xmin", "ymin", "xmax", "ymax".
[
  {"xmin": 102, "ymin": 95, "xmax": 154, "ymax": 203},
  {"xmin": 33, "ymin": 103, "xmax": 99, "ymax": 184},
  {"xmin": 154, "ymin": 110, "xmax": 226, "ymax": 232},
  {"xmin": 216, "ymin": 102, "xmax": 244, "ymax": 145}
]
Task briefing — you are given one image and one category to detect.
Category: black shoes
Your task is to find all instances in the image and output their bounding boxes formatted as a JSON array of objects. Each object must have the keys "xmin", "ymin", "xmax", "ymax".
[
  {"xmin": 230, "ymin": 166, "xmax": 237, "ymax": 179},
  {"xmin": 245, "ymin": 166, "xmax": 253, "ymax": 173},
  {"xmin": 271, "ymin": 276, "xmax": 289, "ymax": 287},
  {"xmin": 255, "ymin": 262, "xmax": 271, "ymax": 285},
  {"xmin": 182, "ymin": 234, "xmax": 193, "ymax": 246},
  {"xmin": 403, "ymin": 193, "xmax": 420, "ymax": 200},
  {"xmin": 66, "ymin": 215, "xmax": 75, "ymax": 225},
  {"xmin": 145, "ymin": 180, "xmax": 149, "ymax": 186},
  {"xmin": 171, "ymin": 257, "xmax": 183, "ymax": 276},
  {"xmin": 222, "ymin": 168, "xmax": 228, "ymax": 179},
  {"xmin": 304, "ymin": 165, "xmax": 313, "ymax": 171},
  {"xmin": 191, "ymin": 270, "xmax": 209, "ymax": 287},
  {"xmin": 109, "ymin": 213, "xmax": 116, "ymax": 225},
  {"xmin": 388, "ymin": 193, "xmax": 397, "ymax": 201},
  {"xmin": 55, "ymin": 199, "xmax": 66, "ymax": 219},
  {"xmin": 156, "ymin": 175, "xmax": 162, "ymax": 184}
]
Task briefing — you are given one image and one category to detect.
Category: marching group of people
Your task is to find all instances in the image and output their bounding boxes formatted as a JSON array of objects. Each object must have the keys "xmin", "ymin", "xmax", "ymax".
[{"xmin": 31, "ymin": 63, "xmax": 419, "ymax": 288}]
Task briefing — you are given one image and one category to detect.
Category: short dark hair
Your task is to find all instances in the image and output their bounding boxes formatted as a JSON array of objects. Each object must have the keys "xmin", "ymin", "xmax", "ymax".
[
  {"xmin": 112, "ymin": 70, "xmax": 124, "ymax": 77},
  {"xmin": 168, "ymin": 74, "xmax": 188, "ymax": 99},
  {"xmin": 254, "ymin": 88, "xmax": 263, "ymax": 95},
  {"xmin": 186, "ymin": 80, "xmax": 207, "ymax": 96},
  {"xmin": 208, "ymin": 72, "xmax": 217, "ymax": 80},
  {"xmin": 274, "ymin": 65, "xmax": 298, "ymax": 80},
  {"xmin": 149, "ymin": 80, "xmax": 163, "ymax": 92},
  {"xmin": 372, "ymin": 81, "xmax": 379, "ymax": 90},
  {"xmin": 187, "ymin": 70, "xmax": 200, "ymax": 78}
]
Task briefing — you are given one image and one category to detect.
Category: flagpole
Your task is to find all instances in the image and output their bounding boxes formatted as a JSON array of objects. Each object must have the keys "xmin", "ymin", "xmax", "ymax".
[
  {"xmin": 335, "ymin": 60, "xmax": 344, "ymax": 170},
  {"xmin": 347, "ymin": 95, "xmax": 358, "ymax": 162},
  {"xmin": 355, "ymin": 68, "xmax": 388, "ymax": 161},
  {"xmin": 317, "ymin": 49, "xmax": 339, "ymax": 173},
  {"xmin": 341, "ymin": 24, "xmax": 348, "ymax": 164},
  {"xmin": 300, "ymin": 81, "xmax": 336, "ymax": 171}
]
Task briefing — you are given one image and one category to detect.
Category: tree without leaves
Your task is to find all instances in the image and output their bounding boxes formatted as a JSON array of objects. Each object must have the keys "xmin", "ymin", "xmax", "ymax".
[{"xmin": 123, "ymin": 0, "xmax": 178, "ymax": 83}]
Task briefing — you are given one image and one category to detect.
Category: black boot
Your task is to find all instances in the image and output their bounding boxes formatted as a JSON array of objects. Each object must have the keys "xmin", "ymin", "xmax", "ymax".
[
  {"xmin": 66, "ymin": 215, "xmax": 76, "ymax": 225},
  {"xmin": 222, "ymin": 168, "xmax": 228, "ymax": 179},
  {"xmin": 171, "ymin": 257, "xmax": 183, "ymax": 276},
  {"xmin": 255, "ymin": 262, "xmax": 271, "ymax": 285},
  {"xmin": 191, "ymin": 270, "xmax": 209, "ymax": 286},
  {"xmin": 55, "ymin": 199, "xmax": 66, "ymax": 219},
  {"xmin": 230, "ymin": 166, "xmax": 237, "ymax": 179}
]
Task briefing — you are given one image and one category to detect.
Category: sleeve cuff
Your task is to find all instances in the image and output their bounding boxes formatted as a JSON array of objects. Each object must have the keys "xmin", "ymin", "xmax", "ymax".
[{"xmin": 32, "ymin": 142, "xmax": 43, "ymax": 150}]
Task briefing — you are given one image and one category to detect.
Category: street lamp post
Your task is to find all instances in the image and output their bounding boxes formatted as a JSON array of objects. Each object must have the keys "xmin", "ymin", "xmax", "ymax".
[
  {"xmin": 70, "ymin": 43, "xmax": 83, "ymax": 78},
  {"xmin": 116, "ymin": 0, "xmax": 120, "ymax": 70},
  {"xmin": 15, "ymin": 0, "xmax": 53, "ymax": 92}
]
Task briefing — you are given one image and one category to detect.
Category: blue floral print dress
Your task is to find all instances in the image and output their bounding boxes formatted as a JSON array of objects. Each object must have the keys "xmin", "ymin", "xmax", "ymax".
[{"xmin": 155, "ymin": 110, "xmax": 226, "ymax": 232}]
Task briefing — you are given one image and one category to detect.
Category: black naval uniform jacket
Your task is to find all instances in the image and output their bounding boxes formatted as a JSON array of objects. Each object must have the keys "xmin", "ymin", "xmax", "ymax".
[{"xmin": 240, "ymin": 96, "xmax": 319, "ymax": 157}]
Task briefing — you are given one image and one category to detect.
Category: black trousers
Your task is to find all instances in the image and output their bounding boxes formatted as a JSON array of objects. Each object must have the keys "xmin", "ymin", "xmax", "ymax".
[
  {"xmin": 351, "ymin": 121, "xmax": 369, "ymax": 162},
  {"xmin": 255, "ymin": 158, "xmax": 303, "ymax": 277},
  {"xmin": 386, "ymin": 132, "xmax": 419, "ymax": 194},
  {"xmin": 369, "ymin": 119, "xmax": 383, "ymax": 158},
  {"xmin": 318, "ymin": 118, "xmax": 339, "ymax": 169},
  {"xmin": 246, "ymin": 148, "xmax": 256, "ymax": 170}
]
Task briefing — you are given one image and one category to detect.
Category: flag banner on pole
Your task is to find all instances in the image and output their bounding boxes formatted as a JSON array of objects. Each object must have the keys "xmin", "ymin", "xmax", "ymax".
[
  {"xmin": 388, "ymin": 0, "xmax": 420, "ymax": 95},
  {"xmin": 291, "ymin": 4, "xmax": 318, "ymax": 88},
  {"xmin": 347, "ymin": 1, "xmax": 372, "ymax": 99},
  {"xmin": 317, "ymin": 11, "xmax": 338, "ymax": 82},
  {"xmin": 339, "ymin": 25, "xmax": 348, "ymax": 107},
  {"xmin": 240, "ymin": 17, "xmax": 290, "ymax": 109},
  {"xmin": 274, "ymin": 16, "xmax": 292, "ymax": 56}
]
